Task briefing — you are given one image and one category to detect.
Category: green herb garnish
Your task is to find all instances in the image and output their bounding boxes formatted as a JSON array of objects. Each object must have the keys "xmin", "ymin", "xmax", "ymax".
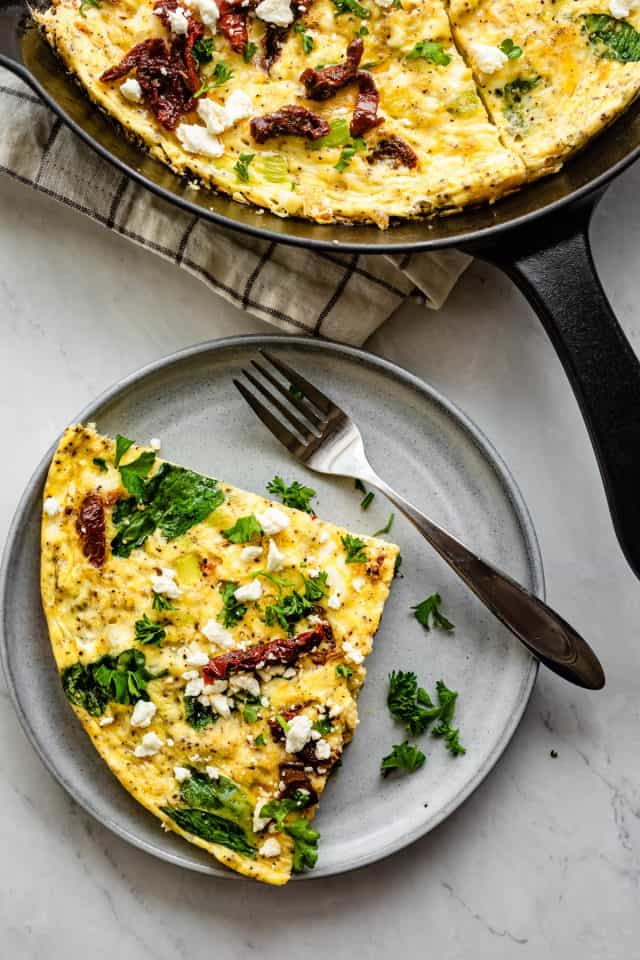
[
  {"xmin": 341, "ymin": 533, "xmax": 367, "ymax": 564},
  {"xmin": 294, "ymin": 21, "xmax": 314, "ymax": 53},
  {"xmin": 285, "ymin": 818, "xmax": 320, "ymax": 871},
  {"xmin": 260, "ymin": 790, "xmax": 314, "ymax": 830},
  {"xmin": 265, "ymin": 589, "xmax": 316, "ymax": 632},
  {"xmin": 406, "ymin": 40, "xmax": 451, "ymax": 65},
  {"xmin": 195, "ymin": 61, "xmax": 234, "ymax": 96},
  {"xmin": 267, "ymin": 475, "xmax": 316, "ymax": 512},
  {"xmin": 381, "ymin": 741, "xmax": 426, "ymax": 777},
  {"xmin": 355, "ymin": 479, "xmax": 375, "ymax": 510},
  {"xmin": 223, "ymin": 514, "xmax": 263, "ymax": 543},
  {"xmin": 217, "ymin": 581, "xmax": 247, "ymax": 628},
  {"xmin": 255, "ymin": 733, "xmax": 266, "ymax": 746},
  {"xmin": 119, "ymin": 450, "xmax": 156, "ymax": 500},
  {"xmin": 431, "ymin": 680, "xmax": 465, "ymax": 756},
  {"xmin": 387, "ymin": 670, "xmax": 440, "ymax": 736},
  {"xmin": 153, "ymin": 592, "xmax": 175, "ymax": 612},
  {"xmin": 162, "ymin": 807, "xmax": 256, "ymax": 858},
  {"xmin": 313, "ymin": 716, "xmax": 332, "ymax": 736},
  {"xmin": 114, "ymin": 434, "xmax": 134, "ymax": 468},
  {"xmin": 134, "ymin": 614, "xmax": 166, "ymax": 647},
  {"xmin": 184, "ymin": 695, "xmax": 216, "ymax": 730},
  {"xmin": 331, "ymin": 0, "xmax": 370, "ymax": 17},
  {"xmin": 583, "ymin": 13, "xmax": 640, "ymax": 62},
  {"xmin": 62, "ymin": 648, "xmax": 157, "ymax": 716},
  {"xmin": 79, "ymin": 0, "xmax": 100, "ymax": 16},
  {"xmin": 336, "ymin": 663, "xmax": 354, "ymax": 679},
  {"xmin": 412, "ymin": 592, "xmax": 454, "ymax": 632},
  {"xmin": 180, "ymin": 770, "xmax": 253, "ymax": 830},
  {"xmin": 243, "ymin": 40, "xmax": 257, "ymax": 63},
  {"xmin": 500, "ymin": 38, "xmax": 523, "ymax": 59},
  {"xmin": 93, "ymin": 457, "xmax": 108, "ymax": 473},
  {"xmin": 372, "ymin": 513, "xmax": 394, "ymax": 537},
  {"xmin": 335, "ymin": 136, "xmax": 366, "ymax": 172},
  {"xmin": 192, "ymin": 36, "xmax": 215, "ymax": 70},
  {"xmin": 243, "ymin": 704, "xmax": 260, "ymax": 723},
  {"xmin": 234, "ymin": 152, "xmax": 256, "ymax": 183}
]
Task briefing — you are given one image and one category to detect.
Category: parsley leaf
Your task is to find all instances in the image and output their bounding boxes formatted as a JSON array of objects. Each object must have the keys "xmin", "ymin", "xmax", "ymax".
[
  {"xmin": 412, "ymin": 592, "xmax": 454, "ymax": 632},
  {"xmin": 195, "ymin": 61, "xmax": 234, "ymax": 96},
  {"xmin": 93, "ymin": 457, "xmax": 108, "ymax": 472},
  {"xmin": 234, "ymin": 152, "xmax": 255, "ymax": 182},
  {"xmin": 223, "ymin": 514, "xmax": 263, "ymax": 543},
  {"xmin": 373, "ymin": 513, "xmax": 394, "ymax": 537},
  {"xmin": 243, "ymin": 703, "xmax": 260, "ymax": 723},
  {"xmin": 153, "ymin": 592, "xmax": 175, "ymax": 612},
  {"xmin": 119, "ymin": 450, "xmax": 156, "ymax": 500},
  {"xmin": 267, "ymin": 475, "xmax": 316, "ymax": 512},
  {"xmin": 114, "ymin": 434, "xmax": 134, "ymax": 467},
  {"xmin": 184, "ymin": 695, "xmax": 215, "ymax": 729},
  {"xmin": 406, "ymin": 40, "xmax": 451, "ymax": 65},
  {"xmin": 243, "ymin": 40, "xmax": 257, "ymax": 62},
  {"xmin": 500, "ymin": 38, "xmax": 523, "ymax": 59},
  {"xmin": 134, "ymin": 614, "xmax": 166, "ymax": 646},
  {"xmin": 255, "ymin": 733, "xmax": 266, "ymax": 746},
  {"xmin": 301, "ymin": 570, "xmax": 329, "ymax": 602},
  {"xmin": 79, "ymin": 0, "xmax": 100, "ymax": 16},
  {"xmin": 341, "ymin": 533, "xmax": 367, "ymax": 564},
  {"xmin": 355, "ymin": 479, "xmax": 375, "ymax": 510},
  {"xmin": 260, "ymin": 790, "xmax": 314, "ymax": 830},
  {"xmin": 583, "ymin": 13, "xmax": 640, "ymax": 61},
  {"xmin": 313, "ymin": 716, "xmax": 332, "ymax": 735},
  {"xmin": 387, "ymin": 670, "xmax": 440, "ymax": 736},
  {"xmin": 162, "ymin": 806, "xmax": 256, "ymax": 858},
  {"xmin": 381, "ymin": 741, "xmax": 426, "ymax": 776},
  {"xmin": 265, "ymin": 589, "xmax": 316, "ymax": 632},
  {"xmin": 284, "ymin": 818, "xmax": 320, "ymax": 871},
  {"xmin": 294, "ymin": 21, "xmax": 314, "ymax": 53},
  {"xmin": 218, "ymin": 581, "xmax": 247, "ymax": 628},
  {"xmin": 335, "ymin": 136, "xmax": 366, "ymax": 172},
  {"xmin": 192, "ymin": 36, "xmax": 215, "ymax": 70},
  {"xmin": 431, "ymin": 680, "xmax": 465, "ymax": 756},
  {"xmin": 336, "ymin": 663, "xmax": 353, "ymax": 679},
  {"xmin": 331, "ymin": 0, "xmax": 370, "ymax": 16}
]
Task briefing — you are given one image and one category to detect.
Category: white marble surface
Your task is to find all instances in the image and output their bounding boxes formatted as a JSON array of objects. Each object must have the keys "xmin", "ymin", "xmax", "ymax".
[{"xmin": 2, "ymin": 166, "xmax": 640, "ymax": 959}]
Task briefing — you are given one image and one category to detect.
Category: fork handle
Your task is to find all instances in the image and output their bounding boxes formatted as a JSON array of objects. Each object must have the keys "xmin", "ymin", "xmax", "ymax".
[{"xmin": 369, "ymin": 476, "xmax": 604, "ymax": 689}]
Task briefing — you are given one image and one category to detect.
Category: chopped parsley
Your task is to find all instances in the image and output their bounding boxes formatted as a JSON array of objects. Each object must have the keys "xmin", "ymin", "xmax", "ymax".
[
  {"xmin": 184, "ymin": 695, "xmax": 215, "ymax": 730},
  {"xmin": 583, "ymin": 13, "xmax": 640, "ymax": 62},
  {"xmin": 499, "ymin": 38, "xmax": 523, "ymax": 59},
  {"xmin": 276, "ymin": 714, "xmax": 290, "ymax": 733},
  {"xmin": 285, "ymin": 818, "xmax": 320, "ymax": 872},
  {"xmin": 313, "ymin": 716, "xmax": 333, "ymax": 736},
  {"xmin": 355, "ymin": 478, "xmax": 375, "ymax": 510},
  {"xmin": 260, "ymin": 790, "xmax": 314, "ymax": 830},
  {"xmin": 264, "ymin": 588, "xmax": 316, "ymax": 632},
  {"xmin": 192, "ymin": 36, "xmax": 215, "ymax": 70},
  {"xmin": 331, "ymin": 0, "xmax": 370, "ymax": 17},
  {"xmin": 114, "ymin": 433, "xmax": 134, "ymax": 468},
  {"xmin": 255, "ymin": 733, "xmax": 266, "ymax": 746},
  {"xmin": 373, "ymin": 513, "xmax": 394, "ymax": 537},
  {"xmin": 153, "ymin": 592, "xmax": 175, "ymax": 612},
  {"xmin": 412, "ymin": 592, "xmax": 454, "ymax": 632},
  {"xmin": 243, "ymin": 703, "xmax": 260, "ymax": 723},
  {"xmin": 335, "ymin": 136, "xmax": 366, "ymax": 172},
  {"xmin": 406, "ymin": 40, "xmax": 451, "ymax": 66},
  {"xmin": 234, "ymin": 152, "xmax": 256, "ymax": 183},
  {"xmin": 243, "ymin": 41, "xmax": 257, "ymax": 63},
  {"xmin": 341, "ymin": 533, "xmax": 367, "ymax": 564},
  {"xmin": 267, "ymin": 475, "xmax": 316, "ymax": 512},
  {"xmin": 431, "ymin": 680, "xmax": 465, "ymax": 756},
  {"xmin": 222, "ymin": 514, "xmax": 263, "ymax": 543},
  {"xmin": 134, "ymin": 614, "xmax": 166, "ymax": 647},
  {"xmin": 381, "ymin": 741, "xmax": 426, "ymax": 777},
  {"xmin": 217, "ymin": 581, "xmax": 247, "ymax": 628},
  {"xmin": 294, "ymin": 22, "xmax": 314, "ymax": 53},
  {"xmin": 93, "ymin": 457, "xmax": 108, "ymax": 472},
  {"xmin": 79, "ymin": 0, "xmax": 100, "ymax": 16},
  {"xmin": 195, "ymin": 61, "xmax": 234, "ymax": 96},
  {"xmin": 387, "ymin": 671, "xmax": 465, "ymax": 754},
  {"xmin": 336, "ymin": 663, "xmax": 354, "ymax": 679}
]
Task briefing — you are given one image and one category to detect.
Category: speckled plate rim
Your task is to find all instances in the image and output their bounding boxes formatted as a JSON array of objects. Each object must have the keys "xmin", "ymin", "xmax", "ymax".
[{"xmin": 0, "ymin": 334, "xmax": 544, "ymax": 881}]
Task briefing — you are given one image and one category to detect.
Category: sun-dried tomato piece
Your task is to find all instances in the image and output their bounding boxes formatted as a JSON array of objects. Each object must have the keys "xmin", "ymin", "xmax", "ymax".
[
  {"xmin": 269, "ymin": 708, "xmax": 300, "ymax": 742},
  {"xmin": 300, "ymin": 36, "xmax": 363, "ymax": 100},
  {"xmin": 153, "ymin": 0, "xmax": 181, "ymax": 30},
  {"xmin": 262, "ymin": 0, "xmax": 314, "ymax": 72},
  {"xmin": 368, "ymin": 135, "xmax": 418, "ymax": 169},
  {"xmin": 218, "ymin": 0, "xmax": 251, "ymax": 54},
  {"xmin": 76, "ymin": 493, "xmax": 106, "ymax": 568},
  {"xmin": 100, "ymin": 38, "xmax": 165, "ymax": 83},
  {"xmin": 350, "ymin": 70, "xmax": 383, "ymax": 137},
  {"xmin": 278, "ymin": 761, "xmax": 319, "ymax": 803},
  {"xmin": 204, "ymin": 622, "xmax": 332, "ymax": 680},
  {"xmin": 250, "ymin": 105, "xmax": 330, "ymax": 143}
]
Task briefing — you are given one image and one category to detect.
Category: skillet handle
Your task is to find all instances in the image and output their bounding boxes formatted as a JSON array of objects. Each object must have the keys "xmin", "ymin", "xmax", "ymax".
[{"xmin": 474, "ymin": 193, "xmax": 640, "ymax": 579}]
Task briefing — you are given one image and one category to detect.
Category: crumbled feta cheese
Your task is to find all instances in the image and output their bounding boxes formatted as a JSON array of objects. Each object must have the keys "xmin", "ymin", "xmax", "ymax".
[
  {"xmin": 310, "ymin": 729, "xmax": 320, "ymax": 741},
  {"xmin": 255, "ymin": 0, "xmax": 293, "ymax": 24},
  {"xmin": 176, "ymin": 123, "xmax": 224, "ymax": 158},
  {"xmin": 184, "ymin": 0, "xmax": 219, "ymax": 28},
  {"xmin": 149, "ymin": 437, "xmax": 161, "ymax": 450},
  {"xmin": 255, "ymin": 507, "xmax": 290, "ymax": 536},
  {"xmin": 315, "ymin": 738, "xmax": 332, "ymax": 760},
  {"xmin": 342, "ymin": 640, "xmax": 364, "ymax": 664},
  {"xmin": 43, "ymin": 496, "xmax": 60, "ymax": 516},
  {"xmin": 228, "ymin": 673, "xmax": 261, "ymax": 698},
  {"xmin": 120, "ymin": 78, "xmax": 143, "ymax": 103},
  {"xmin": 98, "ymin": 715, "xmax": 114, "ymax": 726},
  {"xmin": 307, "ymin": 614, "xmax": 324, "ymax": 625},
  {"xmin": 241, "ymin": 545, "xmax": 263, "ymax": 562},
  {"xmin": 150, "ymin": 567, "xmax": 182, "ymax": 599},
  {"xmin": 352, "ymin": 576, "xmax": 365, "ymax": 592},
  {"xmin": 182, "ymin": 642, "xmax": 210, "ymax": 667},
  {"xmin": 306, "ymin": 566, "xmax": 320, "ymax": 578},
  {"xmin": 610, "ymin": 0, "xmax": 639, "ymax": 16},
  {"xmin": 206, "ymin": 765, "xmax": 221, "ymax": 779},
  {"xmin": 282, "ymin": 667, "xmax": 296, "ymax": 679},
  {"xmin": 327, "ymin": 567, "xmax": 346, "ymax": 610},
  {"xmin": 468, "ymin": 40, "xmax": 508, "ymax": 74},
  {"xmin": 259, "ymin": 837, "xmax": 282, "ymax": 858},
  {"xmin": 166, "ymin": 4, "xmax": 189, "ymax": 33},
  {"xmin": 134, "ymin": 731, "xmax": 163, "ymax": 757},
  {"xmin": 167, "ymin": 738, "xmax": 175, "ymax": 746},
  {"xmin": 260, "ymin": 695, "xmax": 270, "ymax": 707},
  {"xmin": 224, "ymin": 89, "xmax": 253, "ymax": 124},
  {"xmin": 185, "ymin": 677, "xmax": 205, "ymax": 697},
  {"xmin": 204, "ymin": 678, "xmax": 228, "ymax": 693},
  {"xmin": 253, "ymin": 799, "xmax": 272, "ymax": 832},
  {"xmin": 174, "ymin": 766, "xmax": 192, "ymax": 783},
  {"xmin": 234, "ymin": 579, "xmax": 263, "ymax": 602},
  {"xmin": 285, "ymin": 714, "xmax": 313, "ymax": 753},
  {"xmin": 197, "ymin": 98, "xmax": 228, "ymax": 135},
  {"xmin": 182, "ymin": 670, "xmax": 199, "ymax": 680},
  {"xmin": 257, "ymin": 664, "xmax": 285, "ymax": 681},
  {"xmin": 131, "ymin": 699, "xmax": 157, "ymax": 728},
  {"xmin": 202, "ymin": 618, "xmax": 234, "ymax": 648},
  {"xmin": 210, "ymin": 693, "xmax": 232, "ymax": 718},
  {"xmin": 373, "ymin": 0, "xmax": 394, "ymax": 6},
  {"xmin": 329, "ymin": 702, "xmax": 343, "ymax": 718},
  {"xmin": 266, "ymin": 538, "xmax": 286, "ymax": 572}
]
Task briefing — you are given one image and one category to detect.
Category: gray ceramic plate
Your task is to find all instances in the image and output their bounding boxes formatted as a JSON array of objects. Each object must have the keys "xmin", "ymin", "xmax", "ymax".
[{"xmin": 0, "ymin": 335, "xmax": 543, "ymax": 880}]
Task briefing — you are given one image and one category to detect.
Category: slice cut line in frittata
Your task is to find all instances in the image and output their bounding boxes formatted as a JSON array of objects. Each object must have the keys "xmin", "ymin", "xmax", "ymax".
[{"xmin": 41, "ymin": 425, "xmax": 398, "ymax": 884}]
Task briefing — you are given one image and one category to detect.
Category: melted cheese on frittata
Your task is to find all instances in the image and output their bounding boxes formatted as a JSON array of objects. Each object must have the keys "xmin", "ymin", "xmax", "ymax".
[{"xmin": 41, "ymin": 425, "xmax": 398, "ymax": 884}]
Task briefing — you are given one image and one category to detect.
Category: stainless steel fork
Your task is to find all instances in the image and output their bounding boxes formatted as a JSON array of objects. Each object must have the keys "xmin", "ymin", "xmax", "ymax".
[{"xmin": 234, "ymin": 349, "xmax": 605, "ymax": 690}]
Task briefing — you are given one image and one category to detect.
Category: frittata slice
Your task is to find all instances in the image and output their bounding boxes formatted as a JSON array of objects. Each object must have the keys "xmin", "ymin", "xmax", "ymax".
[
  {"xmin": 37, "ymin": 0, "xmax": 525, "ymax": 225},
  {"xmin": 41, "ymin": 425, "xmax": 398, "ymax": 885},
  {"xmin": 447, "ymin": 0, "xmax": 640, "ymax": 177}
]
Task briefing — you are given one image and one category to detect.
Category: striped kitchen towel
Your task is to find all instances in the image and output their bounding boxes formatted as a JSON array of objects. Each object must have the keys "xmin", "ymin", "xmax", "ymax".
[{"xmin": 0, "ymin": 68, "xmax": 470, "ymax": 345}]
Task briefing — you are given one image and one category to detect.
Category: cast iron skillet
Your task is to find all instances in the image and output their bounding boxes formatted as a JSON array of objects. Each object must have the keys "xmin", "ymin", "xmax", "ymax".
[{"xmin": 3, "ymin": 0, "xmax": 640, "ymax": 578}]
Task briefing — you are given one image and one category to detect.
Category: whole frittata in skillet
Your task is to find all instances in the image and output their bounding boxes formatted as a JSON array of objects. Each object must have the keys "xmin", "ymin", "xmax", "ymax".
[
  {"xmin": 36, "ymin": 0, "xmax": 640, "ymax": 224},
  {"xmin": 41, "ymin": 425, "xmax": 398, "ymax": 884}
]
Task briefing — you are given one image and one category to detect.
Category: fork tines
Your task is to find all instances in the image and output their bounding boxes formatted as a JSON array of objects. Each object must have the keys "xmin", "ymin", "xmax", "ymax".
[{"xmin": 233, "ymin": 350, "xmax": 332, "ymax": 453}]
